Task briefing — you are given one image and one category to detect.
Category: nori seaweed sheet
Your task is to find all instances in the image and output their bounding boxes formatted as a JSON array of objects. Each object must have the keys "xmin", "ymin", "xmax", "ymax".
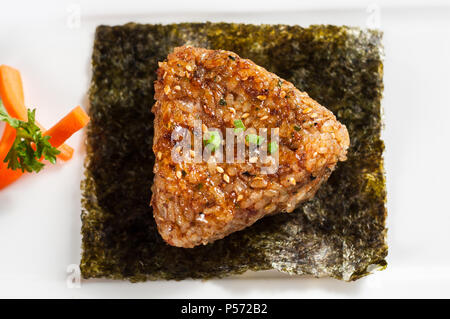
[{"xmin": 81, "ymin": 22, "xmax": 387, "ymax": 281}]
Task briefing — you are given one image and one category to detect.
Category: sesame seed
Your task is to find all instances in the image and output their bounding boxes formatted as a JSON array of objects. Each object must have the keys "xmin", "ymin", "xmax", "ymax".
[
  {"xmin": 223, "ymin": 174, "xmax": 230, "ymax": 183},
  {"xmin": 174, "ymin": 85, "xmax": 181, "ymax": 91},
  {"xmin": 260, "ymin": 115, "xmax": 269, "ymax": 120},
  {"xmin": 185, "ymin": 65, "xmax": 193, "ymax": 71},
  {"xmin": 322, "ymin": 124, "xmax": 334, "ymax": 132},
  {"xmin": 242, "ymin": 113, "xmax": 250, "ymax": 119},
  {"xmin": 216, "ymin": 166, "xmax": 224, "ymax": 173},
  {"xmin": 164, "ymin": 85, "xmax": 170, "ymax": 95},
  {"xmin": 280, "ymin": 91, "xmax": 286, "ymax": 98},
  {"xmin": 303, "ymin": 107, "xmax": 312, "ymax": 114},
  {"xmin": 229, "ymin": 107, "xmax": 236, "ymax": 114},
  {"xmin": 176, "ymin": 170, "xmax": 182, "ymax": 179},
  {"xmin": 157, "ymin": 152, "xmax": 162, "ymax": 160},
  {"xmin": 288, "ymin": 177, "xmax": 296, "ymax": 185},
  {"xmin": 310, "ymin": 113, "xmax": 318, "ymax": 118},
  {"xmin": 237, "ymin": 194, "xmax": 244, "ymax": 202},
  {"xmin": 257, "ymin": 95, "xmax": 266, "ymax": 101},
  {"xmin": 313, "ymin": 152, "xmax": 318, "ymax": 157},
  {"xmin": 197, "ymin": 213, "xmax": 207, "ymax": 223}
]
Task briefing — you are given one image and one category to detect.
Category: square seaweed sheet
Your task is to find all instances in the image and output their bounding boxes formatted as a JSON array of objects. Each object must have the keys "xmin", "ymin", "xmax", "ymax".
[{"xmin": 81, "ymin": 22, "xmax": 387, "ymax": 281}]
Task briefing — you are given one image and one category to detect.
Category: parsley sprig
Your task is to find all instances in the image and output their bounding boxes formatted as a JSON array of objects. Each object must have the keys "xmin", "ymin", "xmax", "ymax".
[{"xmin": 0, "ymin": 100, "xmax": 60, "ymax": 173}]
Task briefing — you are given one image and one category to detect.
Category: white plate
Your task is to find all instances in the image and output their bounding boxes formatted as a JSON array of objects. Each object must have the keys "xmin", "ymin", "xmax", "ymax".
[{"xmin": 1, "ymin": 0, "xmax": 450, "ymax": 298}]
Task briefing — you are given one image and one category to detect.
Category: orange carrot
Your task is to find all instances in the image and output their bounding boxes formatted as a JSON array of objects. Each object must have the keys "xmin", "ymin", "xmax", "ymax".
[
  {"xmin": 0, "ymin": 65, "xmax": 27, "ymax": 120},
  {"xmin": 0, "ymin": 66, "xmax": 89, "ymax": 189},
  {"xmin": 0, "ymin": 161, "xmax": 23, "ymax": 190},
  {"xmin": 0, "ymin": 65, "xmax": 74, "ymax": 161},
  {"xmin": 0, "ymin": 124, "xmax": 20, "ymax": 190},
  {"xmin": 0, "ymin": 106, "xmax": 89, "ymax": 189},
  {"xmin": 37, "ymin": 121, "xmax": 74, "ymax": 161},
  {"xmin": 44, "ymin": 106, "xmax": 90, "ymax": 148},
  {"xmin": 0, "ymin": 124, "xmax": 16, "ymax": 160},
  {"xmin": 56, "ymin": 144, "xmax": 74, "ymax": 161}
]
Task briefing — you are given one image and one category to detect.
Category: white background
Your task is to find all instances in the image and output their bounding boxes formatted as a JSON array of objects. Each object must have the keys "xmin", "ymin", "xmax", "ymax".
[{"xmin": 0, "ymin": 0, "xmax": 449, "ymax": 298}]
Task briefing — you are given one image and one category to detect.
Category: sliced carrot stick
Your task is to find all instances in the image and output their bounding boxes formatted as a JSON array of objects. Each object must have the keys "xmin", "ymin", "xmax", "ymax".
[
  {"xmin": 0, "ymin": 121, "xmax": 74, "ymax": 162},
  {"xmin": 0, "ymin": 65, "xmax": 27, "ymax": 120},
  {"xmin": 0, "ymin": 126, "xmax": 73, "ymax": 190},
  {"xmin": 0, "ymin": 64, "xmax": 74, "ymax": 161},
  {"xmin": 0, "ymin": 124, "xmax": 26, "ymax": 189},
  {"xmin": 0, "ymin": 124, "xmax": 20, "ymax": 190},
  {"xmin": 0, "ymin": 161, "xmax": 23, "ymax": 190},
  {"xmin": 0, "ymin": 67, "xmax": 89, "ymax": 189},
  {"xmin": 38, "ymin": 121, "xmax": 74, "ymax": 161},
  {"xmin": 0, "ymin": 124, "xmax": 16, "ymax": 160},
  {"xmin": 56, "ymin": 144, "xmax": 74, "ymax": 161},
  {"xmin": 44, "ymin": 106, "xmax": 90, "ymax": 148},
  {"xmin": 0, "ymin": 106, "xmax": 89, "ymax": 189}
]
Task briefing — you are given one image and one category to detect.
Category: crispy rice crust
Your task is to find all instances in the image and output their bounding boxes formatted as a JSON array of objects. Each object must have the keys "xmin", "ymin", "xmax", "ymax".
[{"xmin": 151, "ymin": 46, "xmax": 349, "ymax": 248}]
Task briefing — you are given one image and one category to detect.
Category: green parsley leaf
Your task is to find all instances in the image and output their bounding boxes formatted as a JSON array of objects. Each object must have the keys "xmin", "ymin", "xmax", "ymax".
[{"xmin": 0, "ymin": 100, "xmax": 60, "ymax": 173}]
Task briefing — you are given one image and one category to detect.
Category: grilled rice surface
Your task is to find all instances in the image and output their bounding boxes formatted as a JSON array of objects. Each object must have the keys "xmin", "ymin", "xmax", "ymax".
[{"xmin": 151, "ymin": 46, "xmax": 349, "ymax": 248}]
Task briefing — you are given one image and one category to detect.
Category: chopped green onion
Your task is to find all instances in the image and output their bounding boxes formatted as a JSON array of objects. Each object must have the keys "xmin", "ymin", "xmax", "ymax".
[
  {"xmin": 246, "ymin": 134, "xmax": 265, "ymax": 146},
  {"xmin": 233, "ymin": 119, "xmax": 245, "ymax": 133},
  {"xmin": 268, "ymin": 142, "xmax": 278, "ymax": 154},
  {"xmin": 294, "ymin": 125, "xmax": 301, "ymax": 131},
  {"xmin": 203, "ymin": 131, "xmax": 221, "ymax": 151}
]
